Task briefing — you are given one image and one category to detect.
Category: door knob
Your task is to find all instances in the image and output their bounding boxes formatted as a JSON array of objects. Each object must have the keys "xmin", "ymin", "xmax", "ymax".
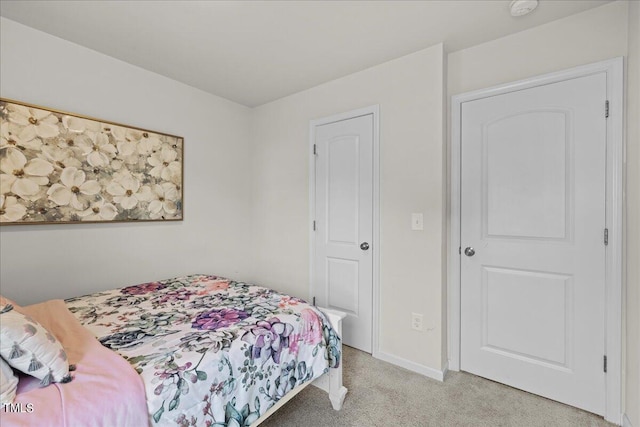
[
  {"xmin": 464, "ymin": 247, "xmax": 475, "ymax": 257},
  {"xmin": 360, "ymin": 242, "xmax": 370, "ymax": 251}
]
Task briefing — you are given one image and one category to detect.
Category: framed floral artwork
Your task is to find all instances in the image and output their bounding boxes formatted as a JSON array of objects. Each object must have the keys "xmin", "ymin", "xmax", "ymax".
[{"xmin": 0, "ymin": 98, "xmax": 183, "ymax": 224}]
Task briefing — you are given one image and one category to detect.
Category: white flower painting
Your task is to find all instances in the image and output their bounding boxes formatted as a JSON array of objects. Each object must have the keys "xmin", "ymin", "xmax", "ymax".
[{"xmin": 0, "ymin": 99, "xmax": 183, "ymax": 224}]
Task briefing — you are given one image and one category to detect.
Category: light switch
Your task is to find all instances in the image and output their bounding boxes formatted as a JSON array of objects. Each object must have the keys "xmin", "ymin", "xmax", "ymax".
[{"xmin": 411, "ymin": 213, "xmax": 423, "ymax": 230}]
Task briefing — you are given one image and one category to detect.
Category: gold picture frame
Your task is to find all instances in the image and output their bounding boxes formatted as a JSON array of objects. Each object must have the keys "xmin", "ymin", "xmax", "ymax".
[{"xmin": 0, "ymin": 98, "xmax": 183, "ymax": 225}]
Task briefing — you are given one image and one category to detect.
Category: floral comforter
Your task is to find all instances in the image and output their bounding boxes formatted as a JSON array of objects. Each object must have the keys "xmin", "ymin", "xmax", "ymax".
[{"xmin": 65, "ymin": 274, "xmax": 341, "ymax": 427}]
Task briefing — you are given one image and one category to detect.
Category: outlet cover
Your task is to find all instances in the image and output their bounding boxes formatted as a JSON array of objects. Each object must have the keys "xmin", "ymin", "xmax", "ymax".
[
  {"xmin": 411, "ymin": 213, "xmax": 424, "ymax": 230},
  {"xmin": 411, "ymin": 312, "xmax": 423, "ymax": 331}
]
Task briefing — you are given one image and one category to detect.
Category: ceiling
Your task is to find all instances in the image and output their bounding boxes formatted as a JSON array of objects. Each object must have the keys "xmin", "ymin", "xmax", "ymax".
[{"xmin": 0, "ymin": 0, "xmax": 612, "ymax": 107}]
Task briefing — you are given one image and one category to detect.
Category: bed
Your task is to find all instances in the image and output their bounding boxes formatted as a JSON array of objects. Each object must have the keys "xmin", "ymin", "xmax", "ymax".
[{"xmin": 1, "ymin": 274, "xmax": 347, "ymax": 426}]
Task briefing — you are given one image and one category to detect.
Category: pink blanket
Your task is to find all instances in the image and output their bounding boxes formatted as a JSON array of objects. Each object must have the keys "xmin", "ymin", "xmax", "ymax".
[{"xmin": 1, "ymin": 300, "xmax": 149, "ymax": 427}]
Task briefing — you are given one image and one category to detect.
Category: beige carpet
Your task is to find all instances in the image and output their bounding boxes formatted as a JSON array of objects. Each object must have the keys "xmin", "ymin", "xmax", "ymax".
[{"xmin": 261, "ymin": 346, "xmax": 613, "ymax": 427}]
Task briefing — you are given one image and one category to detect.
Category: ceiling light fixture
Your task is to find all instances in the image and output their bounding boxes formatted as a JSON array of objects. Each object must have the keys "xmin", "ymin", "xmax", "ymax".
[{"xmin": 509, "ymin": 0, "xmax": 539, "ymax": 17}]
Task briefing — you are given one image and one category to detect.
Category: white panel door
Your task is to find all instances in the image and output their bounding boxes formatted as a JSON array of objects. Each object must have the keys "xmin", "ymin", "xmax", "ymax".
[
  {"xmin": 314, "ymin": 114, "xmax": 373, "ymax": 353},
  {"xmin": 460, "ymin": 73, "xmax": 607, "ymax": 414}
]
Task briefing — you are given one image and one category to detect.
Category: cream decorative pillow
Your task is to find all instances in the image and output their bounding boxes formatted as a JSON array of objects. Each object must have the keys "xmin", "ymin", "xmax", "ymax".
[
  {"xmin": 0, "ymin": 357, "xmax": 18, "ymax": 404},
  {"xmin": 0, "ymin": 304, "xmax": 71, "ymax": 386}
]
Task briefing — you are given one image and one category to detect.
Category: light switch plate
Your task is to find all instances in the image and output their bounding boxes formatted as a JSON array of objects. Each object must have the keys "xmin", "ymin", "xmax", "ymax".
[{"xmin": 411, "ymin": 213, "xmax": 423, "ymax": 230}]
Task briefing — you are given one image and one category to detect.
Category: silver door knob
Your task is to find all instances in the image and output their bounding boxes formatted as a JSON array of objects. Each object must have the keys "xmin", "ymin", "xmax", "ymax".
[
  {"xmin": 464, "ymin": 247, "xmax": 475, "ymax": 257},
  {"xmin": 360, "ymin": 242, "xmax": 370, "ymax": 250}
]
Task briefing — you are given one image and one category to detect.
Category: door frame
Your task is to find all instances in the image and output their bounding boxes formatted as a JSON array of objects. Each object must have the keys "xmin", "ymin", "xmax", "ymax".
[
  {"xmin": 448, "ymin": 58, "xmax": 624, "ymax": 424},
  {"xmin": 308, "ymin": 105, "xmax": 380, "ymax": 357}
]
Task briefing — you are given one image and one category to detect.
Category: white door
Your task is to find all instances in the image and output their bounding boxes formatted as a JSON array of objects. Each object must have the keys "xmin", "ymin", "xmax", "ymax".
[
  {"xmin": 313, "ymin": 114, "xmax": 373, "ymax": 353},
  {"xmin": 460, "ymin": 73, "xmax": 607, "ymax": 414}
]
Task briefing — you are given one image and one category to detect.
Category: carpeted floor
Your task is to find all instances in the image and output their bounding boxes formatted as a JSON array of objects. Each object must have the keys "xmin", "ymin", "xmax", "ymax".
[{"xmin": 261, "ymin": 346, "xmax": 613, "ymax": 427}]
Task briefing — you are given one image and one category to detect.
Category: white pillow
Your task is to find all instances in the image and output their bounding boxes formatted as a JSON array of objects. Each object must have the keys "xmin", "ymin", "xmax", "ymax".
[
  {"xmin": 0, "ymin": 357, "xmax": 18, "ymax": 404},
  {"xmin": 0, "ymin": 304, "xmax": 71, "ymax": 386}
]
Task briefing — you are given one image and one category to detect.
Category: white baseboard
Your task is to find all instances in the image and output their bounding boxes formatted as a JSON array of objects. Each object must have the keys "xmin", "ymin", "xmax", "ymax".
[
  {"xmin": 374, "ymin": 351, "xmax": 446, "ymax": 382},
  {"xmin": 623, "ymin": 413, "xmax": 634, "ymax": 427}
]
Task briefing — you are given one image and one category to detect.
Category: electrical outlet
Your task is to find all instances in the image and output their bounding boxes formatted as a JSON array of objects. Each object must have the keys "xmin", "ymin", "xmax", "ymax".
[
  {"xmin": 411, "ymin": 313, "xmax": 423, "ymax": 331},
  {"xmin": 411, "ymin": 213, "xmax": 424, "ymax": 230}
]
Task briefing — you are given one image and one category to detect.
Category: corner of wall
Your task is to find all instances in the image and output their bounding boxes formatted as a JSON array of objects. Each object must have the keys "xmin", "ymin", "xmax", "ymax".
[
  {"xmin": 440, "ymin": 41, "xmax": 450, "ymax": 370},
  {"xmin": 623, "ymin": 413, "xmax": 635, "ymax": 427},
  {"xmin": 624, "ymin": 0, "xmax": 640, "ymax": 426}
]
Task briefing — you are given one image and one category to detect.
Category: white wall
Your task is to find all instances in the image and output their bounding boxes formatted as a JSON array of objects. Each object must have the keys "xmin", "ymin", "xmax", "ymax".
[
  {"xmin": 248, "ymin": 1, "xmax": 631, "ymax": 378},
  {"xmin": 0, "ymin": 18, "xmax": 253, "ymax": 304},
  {"xmin": 448, "ymin": 0, "xmax": 635, "ymax": 422},
  {"xmin": 448, "ymin": 1, "xmax": 628, "ymax": 97},
  {"xmin": 625, "ymin": 2, "xmax": 640, "ymax": 425},
  {"xmin": 249, "ymin": 44, "xmax": 446, "ymax": 372}
]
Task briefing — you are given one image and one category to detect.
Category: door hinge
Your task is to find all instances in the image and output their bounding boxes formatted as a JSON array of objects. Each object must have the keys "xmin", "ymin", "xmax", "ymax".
[
  {"xmin": 604, "ymin": 228, "xmax": 609, "ymax": 246},
  {"xmin": 313, "ymin": 144, "xmax": 317, "ymax": 155},
  {"xmin": 604, "ymin": 355, "xmax": 607, "ymax": 373},
  {"xmin": 312, "ymin": 297, "xmax": 316, "ymax": 306},
  {"xmin": 605, "ymin": 100, "xmax": 609, "ymax": 118},
  {"xmin": 313, "ymin": 220, "xmax": 316, "ymax": 231},
  {"xmin": 459, "ymin": 246, "xmax": 461, "ymax": 255}
]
